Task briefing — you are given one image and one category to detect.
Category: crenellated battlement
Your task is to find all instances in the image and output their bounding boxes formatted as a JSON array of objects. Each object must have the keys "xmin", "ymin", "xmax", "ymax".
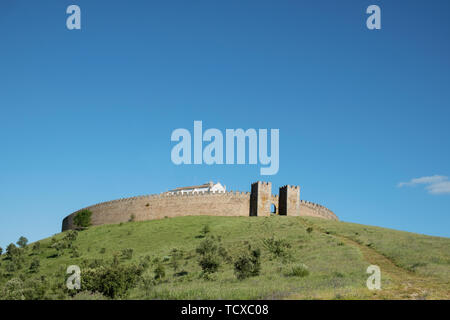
[{"xmin": 62, "ymin": 181, "xmax": 337, "ymax": 231}]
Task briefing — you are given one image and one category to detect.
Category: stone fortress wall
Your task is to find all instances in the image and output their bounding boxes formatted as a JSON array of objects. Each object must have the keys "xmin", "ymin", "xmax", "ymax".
[{"xmin": 62, "ymin": 181, "xmax": 338, "ymax": 231}]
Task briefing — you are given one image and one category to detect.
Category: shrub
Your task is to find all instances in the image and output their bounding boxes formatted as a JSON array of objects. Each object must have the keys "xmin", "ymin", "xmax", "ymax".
[
  {"xmin": 70, "ymin": 246, "xmax": 80, "ymax": 258},
  {"xmin": 22, "ymin": 278, "xmax": 47, "ymax": 300},
  {"xmin": 5, "ymin": 260, "xmax": 23, "ymax": 273},
  {"xmin": 63, "ymin": 230, "xmax": 79, "ymax": 243},
  {"xmin": 306, "ymin": 227, "xmax": 313, "ymax": 233},
  {"xmin": 129, "ymin": 214, "xmax": 136, "ymax": 222},
  {"xmin": 99, "ymin": 248, "xmax": 106, "ymax": 254},
  {"xmin": 121, "ymin": 248, "xmax": 133, "ymax": 260},
  {"xmin": 6, "ymin": 243, "xmax": 20, "ymax": 259},
  {"xmin": 196, "ymin": 236, "xmax": 224, "ymax": 274},
  {"xmin": 1, "ymin": 278, "xmax": 25, "ymax": 300},
  {"xmin": 51, "ymin": 241, "xmax": 65, "ymax": 257},
  {"xmin": 196, "ymin": 237, "xmax": 218, "ymax": 256},
  {"xmin": 233, "ymin": 245, "xmax": 261, "ymax": 280},
  {"xmin": 17, "ymin": 236, "xmax": 28, "ymax": 249},
  {"xmin": 285, "ymin": 264, "xmax": 309, "ymax": 277},
  {"xmin": 154, "ymin": 262, "xmax": 166, "ymax": 280},
  {"xmin": 138, "ymin": 275, "xmax": 155, "ymax": 296},
  {"xmin": 82, "ymin": 264, "xmax": 143, "ymax": 299},
  {"xmin": 138, "ymin": 255, "xmax": 151, "ymax": 270},
  {"xmin": 5, "ymin": 244, "xmax": 25, "ymax": 271},
  {"xmin": 199, "ymin": 253, "xmax": 221, "ymax": 274},
  {"xmin": 29, "ymin": 258, "xmax": 40, "ymax": 273},
  {"xmin": 73, "ymin": 209, "xmax": 92, "ymax": 229},
  {"xmin": 0, "ymin": 247, "xmax": 3, "ymax": 255},
  {"xmin": 263, "ymin": 236, "xmax": 291, "ymax": 259},
  {"xmin": 32, "ymin": 242, "xmax": 41, "ymax": 254},
  {"xmin": 169, "ymin": 248, "xmax": 184, "ymax": 272}
]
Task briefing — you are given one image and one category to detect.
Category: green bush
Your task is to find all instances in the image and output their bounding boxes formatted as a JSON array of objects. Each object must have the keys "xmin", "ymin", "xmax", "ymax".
[
  {"xmin": 154, "ymin": 262, "xmax": 166, "ymax": 280},
  {"xmin": 29, "ymin": 258, "xmax": 40, "ymax": 273},
  {"xmin": 32, "ymin": 242, "xmax": 41, "ymax": 254},
  {"xmin": 1, "ymin": 278, "xmax": 25, "ymax": 300},
  {"xmin": 285, "ymin": 263, "xmax": 309, "ymax": 277},
  {"xmin": 82, "ymin": 264, "xmax": 143, "ymax": 299},
  {"xmin": 63, "ymin": 230, "xmax": 79, "ymax": 243},
  {"xmin": 16, "ymin": 236, "xmax": 28, "ymax": 248},
  {"xmin": 5, "ymin": 244, "xmax": 25, "ymax": 271},
  {"xmin": 233, "ymin": 245, "xmax": 261, "ymax": 280},
  {"xmin": 6, "ymin": 243, "xmax": 20, "ymax": 258},
  {"xmin": 196, "ymin": 236, "xmax": 224, "ymax": 274},
  {"xmin": 121, "ymin": 248, "xmax": 133, "ymax": 260},
  {"xmin": 199, "ymin": 253, "xmax": 221, "ymax": 274},
  {"xmin": 70, "ymin": 246, "xmax": 80, "ymax": 258},
  {"xmin": 169, "ymin": 248, "xmax": 184, "ymax": 272},
  {"xmin": 22, "ymin": 278, "xmax": 47, "ymax": 300},
  {"xmin": 51, "ymin": 241, "xmax": 65, "ymax": 257},
  {"xmin": 263, "ymin": 236, "xmax": 291, "ymax": 259},
  {"xmin": 138, "ymin": 255, "xmax": 151, "ymax": 270},
  {"xmin": 73, "ymin": 209, "xmax": 92, "ymax": 229}
]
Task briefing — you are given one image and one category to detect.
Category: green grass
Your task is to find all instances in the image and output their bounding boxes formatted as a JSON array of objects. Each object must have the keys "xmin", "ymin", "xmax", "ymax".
[
  {"xmin": 0, "ymin": 216, "xmax": 449, "ymax": 300},
  {"xmin": 302, "ymin": 218, "xmax": 450, "ymax": 283}
]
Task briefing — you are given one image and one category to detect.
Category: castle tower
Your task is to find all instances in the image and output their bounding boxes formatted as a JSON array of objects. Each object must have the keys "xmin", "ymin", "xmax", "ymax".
[
  {"xmin": 278, "ymin": 185, "xmax": 300, "ymax": 216},
  {"xmin": 249, "ymin": 181, "xmax": 272, "ymax": 216}
]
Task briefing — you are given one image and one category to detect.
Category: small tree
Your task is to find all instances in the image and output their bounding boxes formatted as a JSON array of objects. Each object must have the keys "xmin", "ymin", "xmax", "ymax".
[
  {"xmin": 234, "ymin": 245, "xmax": 261, "ymax": 280},
  {"xmin": 73, "ymin": 209, "xmax": 92, "ymax": 229},
  {"xmin": 0, "ymin": 247, "xmax": 3, "ymax": 255},
  {"xmin": 17, "ymin": 236, "xmax": 28, "ymax": 248},
  {"xmin": 196, "ymin": 236, "xmax": 223, "ymax": 275},
  {"xmin": 169, "ymin": 248, "xmax": 184, "ymax": 272},
  {"xmin": 6, "ymin": 243, "xmax": 20, "ymax": 258}
]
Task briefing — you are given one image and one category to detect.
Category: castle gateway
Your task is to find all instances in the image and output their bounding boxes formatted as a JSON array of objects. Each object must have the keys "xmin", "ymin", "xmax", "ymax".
[{"xmin": 62, "ymin": 181, "xmax": 338, "ymax": 231}]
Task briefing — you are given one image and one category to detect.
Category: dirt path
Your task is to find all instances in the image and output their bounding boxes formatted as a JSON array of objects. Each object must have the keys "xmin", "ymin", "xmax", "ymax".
[
  {"xmin": 336, "ymin": 234, "xmax": 449, "ymax": 299},
  {"xmin": 302, "ymin": 221, "xmax": 450, "ymax": 300}
]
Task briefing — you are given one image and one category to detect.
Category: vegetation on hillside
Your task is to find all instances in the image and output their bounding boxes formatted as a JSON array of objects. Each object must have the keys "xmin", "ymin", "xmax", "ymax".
[
  {"xmin": 0, "ymin": 216, "xmax": 448, "ymax": 300},
  {"xmin": 73, "ymin": 209, "xmax": 92, "ymax": 229}
]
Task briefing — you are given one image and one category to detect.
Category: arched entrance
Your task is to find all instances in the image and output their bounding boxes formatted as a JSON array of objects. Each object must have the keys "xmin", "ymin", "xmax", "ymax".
[{"xmin": 270, "ymin": 203, "xmax": 277, "ymax": 215}]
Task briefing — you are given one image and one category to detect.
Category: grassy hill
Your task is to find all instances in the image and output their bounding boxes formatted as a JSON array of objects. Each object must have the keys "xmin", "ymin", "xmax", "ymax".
[{"xmin": 0, "ymin": 216, "xmax": 449, "ymax": 300}]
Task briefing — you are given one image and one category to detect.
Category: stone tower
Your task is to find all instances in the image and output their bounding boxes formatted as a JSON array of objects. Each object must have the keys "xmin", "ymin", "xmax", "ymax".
[
  {"xmin": 278, "ymin": 185, "xmax": 300, "ymax": 216},
  {"xmin": 250, "ymin": 181, "xmax": 272, "ymax": 216}
]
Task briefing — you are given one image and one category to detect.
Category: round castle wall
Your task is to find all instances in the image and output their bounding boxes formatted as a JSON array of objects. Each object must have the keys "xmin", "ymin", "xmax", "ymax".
[
  {"xmin": 62, "ymin": 192, "xmax": 338, "ymax": 231},
  {"xmin": 62, "ymin": 192, "xmax": 251, "ymax": 231}
]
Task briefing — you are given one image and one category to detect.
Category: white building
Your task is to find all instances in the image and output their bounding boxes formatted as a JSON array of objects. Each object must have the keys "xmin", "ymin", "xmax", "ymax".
[{"xmin": 168, "ymin": 181, "xmax": 226, "ymax": 194}]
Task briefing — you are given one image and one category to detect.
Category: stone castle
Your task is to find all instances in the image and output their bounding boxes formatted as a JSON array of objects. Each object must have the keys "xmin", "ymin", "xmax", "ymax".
[{"xmin": 61, "ymin": 181, "xmax": 338, "ymax": 231}]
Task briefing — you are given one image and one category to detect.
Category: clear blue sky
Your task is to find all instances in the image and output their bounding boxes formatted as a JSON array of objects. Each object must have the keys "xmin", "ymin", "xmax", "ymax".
[{"xmin": 1, "ymin": 0, "xmax": 450, "ymax": 249}]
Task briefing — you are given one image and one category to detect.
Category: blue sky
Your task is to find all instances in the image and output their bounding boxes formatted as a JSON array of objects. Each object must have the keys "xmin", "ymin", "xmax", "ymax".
[{"xmin": 1, "ymin": 0, "xmax": 450, "ymax": 249}]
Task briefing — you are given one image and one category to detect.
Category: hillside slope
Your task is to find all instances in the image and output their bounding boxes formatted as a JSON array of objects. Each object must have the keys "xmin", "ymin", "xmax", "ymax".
[{"xmin": 0, "ymin": 216, "xmax": 449, "ymax": 300}]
